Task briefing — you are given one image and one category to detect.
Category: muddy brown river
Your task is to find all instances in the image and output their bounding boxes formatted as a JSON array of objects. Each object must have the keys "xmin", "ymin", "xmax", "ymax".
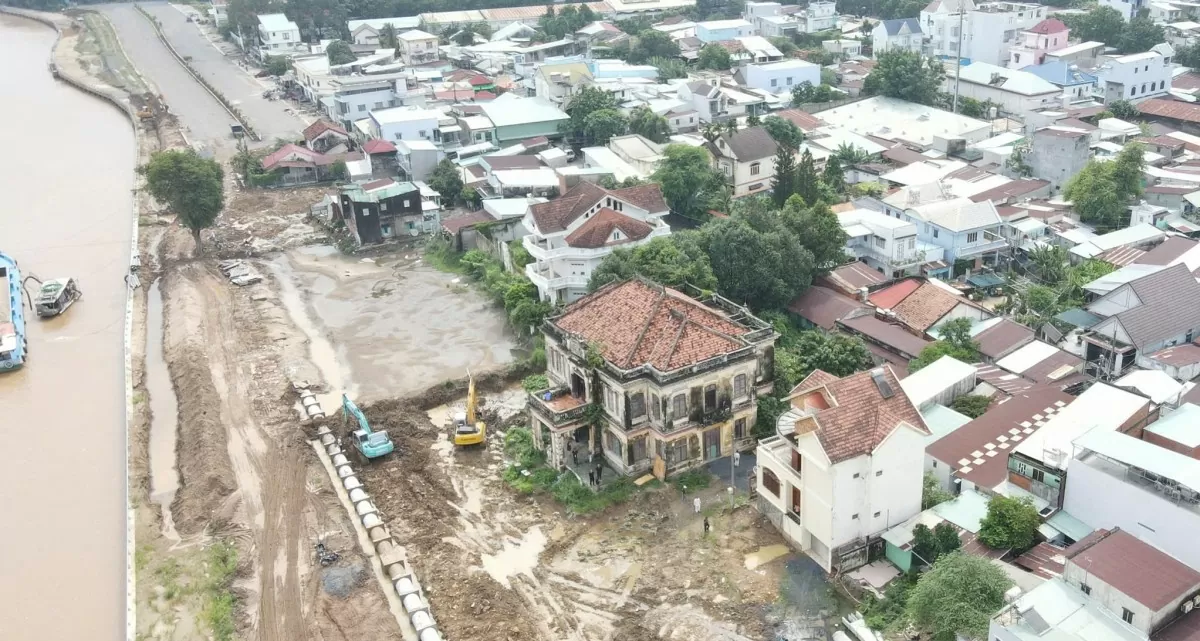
[{"xmin": 0, "ymin": 15, "xmax": 134, "ymax": 641}]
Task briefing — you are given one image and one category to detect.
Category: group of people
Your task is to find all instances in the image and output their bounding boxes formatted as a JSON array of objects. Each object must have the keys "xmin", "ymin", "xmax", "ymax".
[{"xmin": 565, "ymin": 440, "xmax": 606, "ymax": 487}]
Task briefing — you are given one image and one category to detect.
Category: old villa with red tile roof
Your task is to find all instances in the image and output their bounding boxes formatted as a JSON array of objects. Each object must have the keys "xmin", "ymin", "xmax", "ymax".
[
  {"xmin": 527, "ymin": 278, "xmax": 779, "ymax": 478},
  {"xmin": 521, "ymin": 181, "xmax": 671, "ymax": 304},
  {"xmin": 756, "ymin": 365, "xmax": 931, "ymax": 573}
]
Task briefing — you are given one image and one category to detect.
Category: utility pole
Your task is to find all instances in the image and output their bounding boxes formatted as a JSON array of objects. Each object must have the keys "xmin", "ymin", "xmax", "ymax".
[{"xmin": 952, "ymin": 1, "xmax": 966, "ymax": 114}]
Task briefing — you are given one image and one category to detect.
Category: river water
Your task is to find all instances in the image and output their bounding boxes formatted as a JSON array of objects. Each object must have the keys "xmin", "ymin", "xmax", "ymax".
[{"xmin": 0, "ymin": 14, "xmax": 134, "ymax": 641}]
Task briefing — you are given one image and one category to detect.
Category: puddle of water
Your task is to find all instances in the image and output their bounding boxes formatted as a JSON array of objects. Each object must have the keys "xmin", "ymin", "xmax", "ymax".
[
  {"xmin": 461, "ymin": 478, "xmax": 483, "ymax": 516},
  {"xmin": 744, "ymin": 544, "xmax": 790, "ymax": 570},
  {"xmin": 481, "ymin": 526, "xmax": 547, "ymax": 588},
  {"xmin": 431, "ymin": 432, "xmax": 453, "ymax": 459},
  {"xmin": 426, "ymin": 403, "xmax": 453, "ymax": 428},
  {"xmin": 145, "ymin": 279, "xmax": 181, "ymax": 542}
]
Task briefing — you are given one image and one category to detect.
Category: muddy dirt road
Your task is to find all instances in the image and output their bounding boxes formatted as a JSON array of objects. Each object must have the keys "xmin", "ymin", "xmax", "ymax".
[{"xmin": 0, "ymin": 15, "xmax": 135, "ymax": 641}]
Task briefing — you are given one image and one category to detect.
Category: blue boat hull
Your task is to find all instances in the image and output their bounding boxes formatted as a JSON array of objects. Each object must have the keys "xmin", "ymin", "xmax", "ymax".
[{"xmin": 0, "ymin": 251, "xmax": 27, "ymax": 371}]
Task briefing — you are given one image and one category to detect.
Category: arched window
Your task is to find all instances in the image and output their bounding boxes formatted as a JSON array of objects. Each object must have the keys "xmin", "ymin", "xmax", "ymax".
[
  {"xmin": 762, "ymin": 468, "xmax": 781, "ymax": 497},
  {"xmin": 750, "ymin": 161, "xmax": 761, "ymax": 176}
]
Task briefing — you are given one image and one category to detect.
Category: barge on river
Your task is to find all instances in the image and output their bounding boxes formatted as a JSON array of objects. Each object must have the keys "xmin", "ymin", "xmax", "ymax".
[{"xmin": 0, "ymin": 252, "xmax": 27, "ymax": 370}]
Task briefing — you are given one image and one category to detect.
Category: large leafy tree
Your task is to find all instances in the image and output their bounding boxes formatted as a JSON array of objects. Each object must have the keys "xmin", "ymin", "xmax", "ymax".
[
  {"xmin": 588, "ymin": 233, "xmax": 717, "ymax": 291},
  {"xmin": 628, "ymin": 29, "xmax": 680, "ymax": 63},
  {"xmin": 325, "ymin": 39, "xmax": 356, "ymax": 65},
  {"xmin": 697, "ymin": 43, "xmax": 733, "ymax": 70},
  {"xmin": 823, "ymin": 158, "xmax": 845, "ymax": 194},
  {"xmin": 774, "ymin": 330, "xmax": 872, "ymax": 391},
  {"xmin": 862, "ymin": 50, "xmax": 946, "ymax": 106},
  {"xmin": 907, "ymin": 552, "xmax": 1012, "ymax": 640},
  {"xmin": 628, "ymin": 106, "xmax": 671, "ymax": 143},
  {"xmin": 978, "ymin": 495, "xmax": 1041, "ymax": 552},
  {"xmin": 583, "ymin": 108, "xmax": 629, "ymax": 144},
  {"xmin": 1061, "ymin": 6, "xmax": 1125, "ymax": 48},
  {"xmin": 564, "ymin": 86, "xmax": 621, "ymax": 142},
  {"xmin": 651, "ymin": 144, "xmax": 726, "ymax": 218},
  {"xmin": 650, "ymin": 56, "xmax": 688, "ymax": 81},
  {"xmin": 782, "ymin": 196, "xmax": 848, "ymax": 272},
  {"xmin": 1064, "ymin": 143, "xmax": 1143, "ymax": 232},
  {"xmin": 427, "ymin": 159, "xmax": 463, "ymax": 203},
  {"xmin": 909, "ymin": 318, "xmax": 978, "ymax": 372},
  {"xmin": 140, "ymin": 149, "xmax": 224, "ymax": 253},
  {"xmin": 761, "ymin": 115, "xmax": 804, "ymax": 151},
  {"xmin": 1119, "ymin": 14, "xmax": 1165, "ymax": 54},
  {"xmin": 700, "ymin": 209, "xmax": 815, "ymax": 310}
]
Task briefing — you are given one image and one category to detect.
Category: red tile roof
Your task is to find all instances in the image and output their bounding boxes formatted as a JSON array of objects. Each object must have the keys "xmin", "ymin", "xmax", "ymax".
[
  {"xmin": 974, "ymin": 319, "xmax": 1035, "ymax": 360},
  {"xmin": 474, "ymin": 90, "xmax": 498, "ymax": 100},
  {"xmin": 563, "ymin": 207, "xmax": 653, "ymax": 248},
  {"xmin": 362, "ymin": 139, "xmax": 397, "ymax": 154},
  {"xmin": 786, "ymin": 366, "xmax": 929, "ymax": 464},
  {"xmin": 787, "ymin": 286, "xmax": 864, "ymax": 330},
  {"xmin": 1013, "ymin": 542, "xmax": 1067, "ymax": 579},
  {"xmin": 468, "ymin": 74, "xmax": 493, "ymax": 86},
  {"xmin": 303, "ymin": 119, "xmax": 349, "ymax": 142},
  {"xmin": 1027, "ymin": 17, "xmax": 1067, "ymax": 34},
  {"xmin": 1138, "ymin": 98, "xmax": 1200, "ymax": 125},
  {"xmin": 551, "ymin": 280, "xmax": 754, "ymax": 372},
  {"xmin": 868, "ymin": 278, "xmax": 921, "ymax": 310},
  {"xmin": 891, "ymin": 283, "xmax": 963, "ymax": 332},
  {"xmin": 1065, "ymin": 528, "xmax": 1200, "ymax": 611},
  {"xmin": 773, "ymin": 108, "xmax": 825, "ymax": 131},
  {"xmin": 441, "ymin": 211, "xmax": 495, "ymax": 234},
  {"xmin": 528, "ymin": 182, "xmax": 667, "ymax": 233},
  {"xmin": 823, "ymin": 262, "xmax": 887, "ymax": 295},
  {"xmin": 261, "ymin": 143, "xmax": 324, "ymax": 170},
  {"xmin": 362, "ymin": 178, "xmax": 396, "ymax": 191}
]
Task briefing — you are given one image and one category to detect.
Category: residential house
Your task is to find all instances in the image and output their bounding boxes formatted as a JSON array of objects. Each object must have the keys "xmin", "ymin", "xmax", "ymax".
[
  {"xmin": 695, "ymin": 18, "xmax": 754, "ymax": 42},
  {"xmin": 347, "ymin": 17, "xmax": 422, "ymax": 45},
  {"xmin": 666, "ymin": 107, "xmax": 700, "ymax": 133},
  {"xmin": 335, "ymin": 179, "xmax": 428, "ymax": 244},
  {"xmin": 527, "ymin": 279, "xmax": 779, "ymax": 477},
  {"xmin": 822, "ymin": 39, "xmax": 862, "ymax": 58},
  {"xmin": 881, "ymin": 184, "xmax": 1010, "ymax": 268},
  {"xmin": 743, "ymin": 2, "xmax": 803, "ymax": 38},
  {"xmin": 395, "ymin": 29, "xmax": 439, "ymax": 66},
  {"xmin": 1089, "ymin": 44, "xmax": 1175, "ymax": 104},
  {"xmin": 817, "ymin": 96, "xmax": 993, "ymax": 149},
  {"xmin": 477, "ymin": 94, "xmax": 570, "ymax": 145},
  {"xmin": 756, "ymin": 367, "xmax": 931, "ymax": 573},
  {"xmin": 534, "ymin": 62, "xmax": 593, "ymax": 107},
  {"xmin": 522, "ymin": 182, "xmax": 672, "ymax": 303},
  {"xmin": 260, "ymin": 144, "xmax": 341, "ymax": 185},
  {"xmin": 921, "ymin": 1, "xmax": 1048, "ymax": 67},
  {"xmin": 1008, "ymin": 382, "xmax": 1153, "ymax": 507},
  {"xmin": 1144, "ymin": 402, "xmax": 1200, "ymax": 459},
  {"xmin": 607, "ymin": 135, "xmax": 664, "ymax": 177},
  {"xmin": 1008, "ymin": 18, "xmax": 1069, "ymax": 69},
  {"xmin": 990, "ymin": 529, "xmax": 1200, "ymax": 641},
  {"xmin": 325, "ymin": 73, "xmax": 417, "ymax": 130},
  {"xmin": 1067, "ymin": 430, "xmax": 1200, "ymax": 571},
  {"xmin": 257, "ymin": 13, "xmax": 302, "ymax": 57},
  {"xmin": 678, "ymin": 80, "xmax": 728, "ymax": 123},
  {"xmin": 1138, "ymin": 98, "xmax": 1200, "ymax": 134},
  {"xmin": 705, "ymin": 127, "xmax": 779, "ymax": 198},
  {"xmin": 871, "ymin": 18, "xmax": 924, "ymax": 56},
  {"xmin": 741, "ymin": 59, "xmax": 821, "ymax": 95},
  {"xmin": 802, "ymin": 1, "xmax": 837, "ymax": 32},
  {"xmin": 394, "ymin": 139, "xmax": 442, "ymax": 182},
  {"xmin": 304, "ymin": 120, "xmax": 352, "ymax": 154},
  {"xmin": 869, "ymin": 279, "xmax": 992, "ymax": 336},
  {"xmin": 837, "ymin": 208, "xmax": 946, "ymax": 278},
  {"xmin": 1044, "ymin": 40, "xmax": 1105, "ymax": 66},
  {"xmin": 1028, "ymin": 127, "xmax": 1091, "ymax": 193},
  {"xmin": 1083, "ymin": 263, "xmax": 1200, "ymax": 377},
  {"xmin": 1026, "ymin": 60, "xmax": 1100, "ymax": 105},
  {"xmin": 950, "ymin": 61, "xmax": 1063, "ymax": 116},
  {"xmin": 368, "ymin": 106, "xmax": 443, "ymax": 145}
]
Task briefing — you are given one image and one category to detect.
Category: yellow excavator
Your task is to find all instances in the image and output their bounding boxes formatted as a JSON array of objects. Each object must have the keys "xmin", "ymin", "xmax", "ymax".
[{"xmin": 453, "ymin": 371, "xmax": 487, "ymax": 446}]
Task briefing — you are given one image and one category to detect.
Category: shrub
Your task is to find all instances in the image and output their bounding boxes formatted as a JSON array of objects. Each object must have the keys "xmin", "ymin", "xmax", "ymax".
[{"xmin": 522, "ymin": 374, "xmax": 550, "ymax": 393}]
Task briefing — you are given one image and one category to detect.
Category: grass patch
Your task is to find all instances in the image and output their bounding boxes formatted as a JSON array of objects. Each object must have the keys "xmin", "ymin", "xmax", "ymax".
[
  {"xmin": 671, "ymin": 468, "xmax": 713, "ymax": 494},
  {"xmin": 424, "ymin": 236, "xmax": 467, "ymax": 274},
  {"xmin": 135, "ymin": 543, "xmax": 153, "ymax": 572},
  {"xmin": 201, "ymin": 541, "xmax": 238, "ymax": 641},
  {"xmin": 522, "ymin": 374, "xmax": 549, "ymax": 393},
  {"xmin": 502, "ymin": 427, "xmax": 641, "ymax": 515}
]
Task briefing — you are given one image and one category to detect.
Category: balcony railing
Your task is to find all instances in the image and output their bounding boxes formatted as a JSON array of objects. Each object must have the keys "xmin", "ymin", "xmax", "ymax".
[
  {"xmin": 525, "ymin": 262, "xmax": 588, "ymax": 292},
  {"xmin": 528, "ymin": 387, "xmax": 590, "ymax": 427},
  {"xmin": 955, "ymin": 238, "xmax": 1009, "ymax": 258}
]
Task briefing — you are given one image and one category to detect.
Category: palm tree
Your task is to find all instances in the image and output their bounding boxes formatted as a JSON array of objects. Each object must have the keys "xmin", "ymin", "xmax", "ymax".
[
  {"xmin": 724, "ymin": 118, "xmax": 738, "ymax": 135},
  {"xmin": 702, "ymin": 122, "xmax": 723, "ymax": 143},
  {"xmin": 832, "ymin": 142, "xmax": 870, "ymax": 166}
]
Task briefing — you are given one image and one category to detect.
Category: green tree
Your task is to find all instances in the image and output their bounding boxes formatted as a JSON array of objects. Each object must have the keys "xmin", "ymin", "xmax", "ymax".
[
  {"xmin": 821, "ymin": 67, "xmax": 839, "ymax": 86},
  {"xmin": 1006, "ymin": 142, "xmax": 1033, "ymax": 177},
  {"xmin": 325, "ymin": 39, "xmax": 356, "ymax": 65},
  {"xmin": 697, "ymin": 43, "xmax": 733, "ymax": 70},
  {"xmin": 628, "ymin": 29, "xmax": 680, "ymax": 63},
  {"xmin": 792, "ymin": 81, "xmax": 837, "ymax": 104},
  {"xmin": 912, "ymin": 524, "xmax": 941, "ymax": 566},
  {"xmin": 951, "ymin": 394, "xmax": 991, "ymax": 418},
  {"xmin": 862, "ymin": 50, "xmax": 946, "ymax": 106},
  {"xmin": 761, "ymin": 115, "xmax": 804, "ymax": 150},
  {"xmin": 922, "ymin": 472, "xmax": 954, "ymax": 510},
  {"xmin": 330, "ymin": 159, "xmax": 348, "ymax": 180},
  {"xmin": 1062, "ymin": 6, "xmax": 1125, "ymax": 48},
  {"xmin": 651, "ymin": 144, "xmax": 726, "ymax": 218},
  {"xmin": 907, "ymin": 552, "xmax": 1013, "ymax": 640},
  {"xmin": 1178, "ymin": 41, "xmax": 1200, "ymax": 68},
  {"xmin": 782, "ymin": 197, "xmax": 848, "ymax": 271},
  {"xmin": 769, "ymin": 36, "xmax": 796, "ymax": 56},
  {"xmin": 934, "ymin": 522, "xmax": 962, "ymax": 556},
  {"xmin": 794, "ymin": 148, "xmax": 821, "ymax": 205},
  {"xmin": 1120, "ymin": 15, "xmax": 1166, "ymax": 54},
  {"xmin": 461, "ymin": 186, "xmax": 482, "ymax": 208},
  {"xmin": 583, "ymin": 108, "xmax": 629, "ymax": 144},
  {"xmin": 140, "ymin": 149, "xmax": 224, "ymax": 252},
  {"xmin": 1110, "ymin": 142, "xmax": 1145, "ymax": 198},
  {"xmin": 771, "ymin": 145, "xmax": 798, "ymax": 207},
  {"xmin": 774, "ymin": 330, "xmax": 872, "ymax": 391},
  {"xmin": 264, "ymin": 55, "xmax": 290, "ymax": 76},
  {"xmin": 978, "ymin": 495, "xmax": 1041, "ymax": 552},
  {"xmin": 428, "ymin": 159, "xmax": 463, "ymax": 202},
  {"xmin": 833, "ymin": 142, "xmax": 871, "ymax": 166},
  {"xmin": 1107, "ymin": 99, "xmax": 1139, "ymax": 120},
  {"xmin": 628, "ymin": 106, "xmax": 671, "ymax": 143},
  {"xmin": 379, "ymin": 22, "xmax": 399, "ymax": 49},
  {"xmin": 587, "ymin": 232, "xmax": 717, "ymax": 291},
  {"xmin": 564, "ymin": 86, "xmax": 621, "ymax": 142},
  {"xmin": 650, "ymin": 56, "xmax": 688, "ymax": 81},
  {"xmin": 700, "ymin": 211, "xmax": 815, "ymax": 310},
  {"xmin": 1064, "ymin": 145, "xmax": 1144, "ymax": 232},
  {"xmin": 822, "ymin": 158, "xmax": 845, "ymax": 194},
  {"xmin": 910, "ymin": 318, "xmax": 979, "ymax": 371},
  {"xmin": 958, "ymin": 97, "xmax": 999, "ymax": 119}
]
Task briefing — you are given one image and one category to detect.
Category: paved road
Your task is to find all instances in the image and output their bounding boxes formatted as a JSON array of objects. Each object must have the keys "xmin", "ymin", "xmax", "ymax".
[
  {"xmin": 99, "ymin": 2, "xmax": 307, "ymax": 152},
  {"xmin": 140, "ymin": 2, "xmax": 307, "ymax": 142}
]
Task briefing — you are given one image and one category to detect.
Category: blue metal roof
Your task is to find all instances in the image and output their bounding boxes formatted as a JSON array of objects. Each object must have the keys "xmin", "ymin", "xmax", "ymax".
[{"xmin": 1026, "ymin": 60, "xmax": 1098, "ymax": 88}]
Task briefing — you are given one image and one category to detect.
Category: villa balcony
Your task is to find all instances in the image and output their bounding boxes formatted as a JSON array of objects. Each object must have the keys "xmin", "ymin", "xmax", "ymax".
[
  {"xmin": 954, "ymin": 233, "xmax": 1009, "ymax": 259},
  {"xmin": 525, "ymin": 261, "xmax": 588, "ymax": 296},
  {"xmin": 758, "ymin": 435, "xmax": 803, "ymax": 488},
  {"xmin": 528, "ymin": 387, "xmax": 590, "ymax": 428}
]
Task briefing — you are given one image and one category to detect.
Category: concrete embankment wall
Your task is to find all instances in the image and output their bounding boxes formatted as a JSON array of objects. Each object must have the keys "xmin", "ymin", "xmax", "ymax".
[{"xmin": 0, "ymin": 8, "xmax": 143, "ymax": 641}]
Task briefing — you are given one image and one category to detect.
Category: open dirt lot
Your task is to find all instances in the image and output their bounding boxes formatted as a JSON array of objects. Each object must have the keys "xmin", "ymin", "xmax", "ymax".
[{"xmin": 355, "ymin": 394, "xmax": 846, "ymax": 641}]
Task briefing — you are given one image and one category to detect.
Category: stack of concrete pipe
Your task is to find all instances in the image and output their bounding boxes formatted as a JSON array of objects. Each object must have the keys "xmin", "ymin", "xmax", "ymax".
[{"xmin": 316, "ymin": 425, "xmax": 443, "ymax": 641}]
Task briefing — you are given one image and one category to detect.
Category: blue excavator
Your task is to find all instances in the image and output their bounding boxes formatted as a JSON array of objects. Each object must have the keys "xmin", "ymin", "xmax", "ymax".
[{"xmin": 341, "ymin": 394, "xmax": 394, "ymax": 460}]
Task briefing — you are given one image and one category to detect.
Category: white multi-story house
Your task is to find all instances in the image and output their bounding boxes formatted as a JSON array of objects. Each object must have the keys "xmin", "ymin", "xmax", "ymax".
[
  {"xmin": 368, "ymin": 105, "xmax": 443, "ymax": 144},
  {"xmin": 325, "ymin": 73, "xmax": 418, "ymax": 130},
  {"xmin": 871, "ymin": 18, "xmax": 924, "ymax": 56},
  {"xmin": 695, "ymin": 18, "xmax": 755, "ymax": 42},
  {"xmin": 396, "ymin": 29, "xmax": 439, "ymax": 65},
  {"xmin": 678, "ymin": 80, "xmax": 728, "ymax": 122},
  {"xmin": 1088, "ymin": 44, "xmax": 1175, "ymax": 104},
  {"xmin": 803, "ymin": 1, "xmax": 837, "ymax": 32},
  {"xmin": 948, "ymin": 61, "xmax": 1063, "ymax": 116},
  {"xmin": 527, "ymin": 279, "xmax": 780, "ymax": 478},
  {"xmin": 879, "ymin": 181, "xmax": 1010, "ymax": 268},
  {"xmin": 705, "ymin": 127, "xmax": 779, "ymax": 198},
  {"xmin": 257, "ymin": 13, "xmax": 302, "ymax": 56},
  {"xmin": 756, "ymin": 367, "xmax": 930, "ymax": 573},
  {"xmin": 522, "ymin": 182, "xmax": 672, "ymax": 303},
  {"xmin": 922, "ymin": 0, "xmax": 1047, "ymax": 67},
  {"xmin": 741, "ymin": 59, "xmax": 821, "ymax": 94},
  {"xmin": 1007, "ymin": 17, "xmax": 1069, "ymax": 69},
  {"xmin": 838, "ymin": 208, "xmax": 946, "ymax": 278},
  {"xmin": 743, "ymin": 1, "xmax": 836, "ymax": 36},
  {"xmin": 347, "ymin": 17, "xmax": 421, "ymax": 45}
]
